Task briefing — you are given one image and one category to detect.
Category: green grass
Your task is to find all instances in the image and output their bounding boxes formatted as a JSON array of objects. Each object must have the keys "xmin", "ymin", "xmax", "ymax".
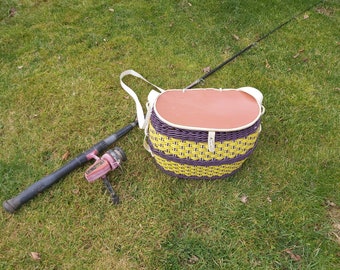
[{"xmin": 1, "ymin": 0, "xmax": 339, "ymax": 269}]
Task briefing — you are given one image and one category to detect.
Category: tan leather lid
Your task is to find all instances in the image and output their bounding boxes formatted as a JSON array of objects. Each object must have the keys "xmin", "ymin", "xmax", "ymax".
[{"xmin": 154, "ymin": 89, "xmax": 261, "ymax": 131}]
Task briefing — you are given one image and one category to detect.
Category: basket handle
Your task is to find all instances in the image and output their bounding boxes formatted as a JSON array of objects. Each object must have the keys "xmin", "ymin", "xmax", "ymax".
[
  {"xmin": 120, "ymin": 70, "xmax": 165, "ymax": 129},
  {"xmin": 238, "ymin": 86, "xmax": 263, "ymax": 105},
  {"xmin": 238, "ymin": 86, "xmax": 265, "ymax": 116}
]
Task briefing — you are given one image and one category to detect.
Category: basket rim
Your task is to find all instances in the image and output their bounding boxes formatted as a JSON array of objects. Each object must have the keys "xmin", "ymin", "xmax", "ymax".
[{"xmin": 150, "ymin": 110, "xmax": 262, "ymax": 143}]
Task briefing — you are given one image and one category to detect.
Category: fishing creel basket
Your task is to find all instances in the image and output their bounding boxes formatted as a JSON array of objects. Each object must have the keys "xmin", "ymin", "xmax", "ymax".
[{"xmin": 120, "ymin": 70, "xmax": 265, "ymax": 180}]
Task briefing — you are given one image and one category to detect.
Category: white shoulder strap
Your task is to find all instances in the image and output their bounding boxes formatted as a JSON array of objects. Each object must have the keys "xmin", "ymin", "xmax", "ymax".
[{"xmin": 120, "ymin": 70, "xmax": 165, "ymax": 129}]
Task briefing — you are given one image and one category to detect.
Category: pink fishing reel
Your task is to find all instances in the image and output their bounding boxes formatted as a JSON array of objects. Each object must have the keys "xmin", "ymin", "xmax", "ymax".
[{"xmin": 85, "ymin": 147, "xmax": 126, "ymax": 204}]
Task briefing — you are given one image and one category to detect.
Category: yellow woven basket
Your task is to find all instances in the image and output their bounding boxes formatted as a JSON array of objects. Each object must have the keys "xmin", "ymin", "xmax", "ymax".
[{"xmin": 147, "ymin": 108, "xmax": 262, "ymax": 179}]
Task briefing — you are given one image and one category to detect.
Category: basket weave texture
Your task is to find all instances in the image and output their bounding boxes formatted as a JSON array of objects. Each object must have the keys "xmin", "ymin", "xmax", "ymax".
[{"xmin": 148, "ymin": 110, "xmax": 261, "ymax": 180}]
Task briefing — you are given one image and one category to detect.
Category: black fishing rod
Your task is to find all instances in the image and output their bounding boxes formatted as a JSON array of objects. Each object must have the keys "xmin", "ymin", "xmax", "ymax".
[
  {"xmin": 185, "ymin": 0, "xmax": 323, "ymax": 89},
  {"xmin": 3, "ymin": 121, "xmax": 137, "ymax": 213}
]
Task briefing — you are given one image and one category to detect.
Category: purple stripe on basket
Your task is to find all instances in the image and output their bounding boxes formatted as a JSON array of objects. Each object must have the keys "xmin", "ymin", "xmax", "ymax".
[
  {"xmin": 147, "ymin": 138, "xmax": 258, "ymax": 166},
  {"xmin": 150, "ymin": 110, "xmax": 261, "ymax": 142}
]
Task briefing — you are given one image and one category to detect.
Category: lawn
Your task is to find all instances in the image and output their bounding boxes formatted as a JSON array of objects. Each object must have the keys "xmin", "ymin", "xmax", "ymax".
[{"xmin": 0, "ymin": 0, "xmax": 339, "ymax": 269}]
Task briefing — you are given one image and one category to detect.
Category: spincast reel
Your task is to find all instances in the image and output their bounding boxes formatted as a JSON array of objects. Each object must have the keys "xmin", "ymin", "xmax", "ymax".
[{"xmin": 85, "ymin": 147, "xmax": 126, "ymax": 204}]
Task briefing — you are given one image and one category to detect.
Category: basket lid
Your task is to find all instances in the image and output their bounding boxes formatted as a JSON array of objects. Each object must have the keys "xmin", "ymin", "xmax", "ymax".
[{"xmin": 154, "ymin": 88, "xmax": 261, "ymax": 131}]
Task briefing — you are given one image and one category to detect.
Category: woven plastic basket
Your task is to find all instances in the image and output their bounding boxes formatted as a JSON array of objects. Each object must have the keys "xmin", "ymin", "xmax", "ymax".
[
  {"xmin": 147, "ymin": 108, "xmax": 262, "ymax": 179},
  {"xmin": 120, "ymin": 70, "xmax": 265, "ymax": 180}
]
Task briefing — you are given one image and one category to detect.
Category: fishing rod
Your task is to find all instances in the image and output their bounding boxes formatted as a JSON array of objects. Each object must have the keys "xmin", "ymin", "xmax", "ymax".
[
  {"xmin": 3, "ymin": 121, "xmax": 137, "ymax": 213},
  {"xmin": 185, "ymin": 0, "xmax": 324, "ymax": 89}
]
